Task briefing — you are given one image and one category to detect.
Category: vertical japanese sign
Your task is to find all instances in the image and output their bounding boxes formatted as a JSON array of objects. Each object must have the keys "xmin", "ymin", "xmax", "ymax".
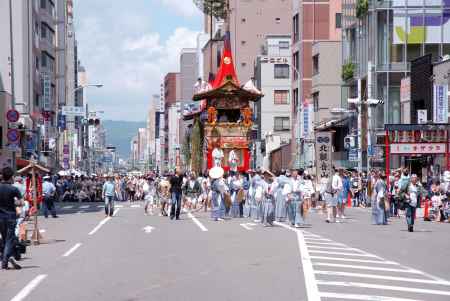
[
  {"xmin": 41, "ymin": 72, "xmax": 52, "ymax": 111},
  {"xmin": 433, "ymin": 84, "xmax": 448, "ymax": 124},
  {"xmin": 302, "ymin": 100, "xmax": 312, "ymax": 139},
  {"xmin": 315, "ymin": 131, "xmax": 333, "ymax": 179}
]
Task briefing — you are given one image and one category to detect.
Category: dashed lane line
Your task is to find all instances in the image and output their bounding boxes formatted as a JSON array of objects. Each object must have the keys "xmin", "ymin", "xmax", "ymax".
[
  {"xmin": 88, "ymin": 217, "xmax": 111, "ymax": 235},
  {"xmin": 10, "ymin": 274, "xmax": 48, "ymax": 301},
  {"xmin": 62, "ymin": 243, "xmax": 82, "ymax": 257},
  {"xmin": 185, "ymin": 210, "xmax": 208, "ymax": 232}
]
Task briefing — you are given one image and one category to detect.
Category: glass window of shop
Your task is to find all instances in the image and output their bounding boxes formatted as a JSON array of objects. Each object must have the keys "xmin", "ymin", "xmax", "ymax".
[
  {"xmin": 390, "ymin": 9, "xmax": 405, "ymax": 63},
  {"xmin": 378, "ymin": 10, "xmax": 389, "ymax": 67}
]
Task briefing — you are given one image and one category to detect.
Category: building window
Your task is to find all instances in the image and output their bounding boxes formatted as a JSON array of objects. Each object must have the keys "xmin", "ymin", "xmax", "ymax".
[
  {"xmin": 279, "ymin": 40, "xmax": 289, "ymax": 49},
  {"xmin": 312, "ymin": 92, "xmax": 319, "ymax": 112},
  {"xmin": 41, "ymin": 23, "xmax": 47, "ymax": 38},
  {"xmin": 293, "ymin": 14, "xmax": 299, "ymax": 42},
  {"xmin": 275, "ymin": 17, "xmax": 281, "ymax": 24},
  {"xmin": 274, "ymin": 90, "xmax": 289, "ymax": 104},
  {"xmin": 293, "ymin": 88, "xmax": 299, "ymax": 112},
  {"xmin": 274, "ymin": 117, "xmax": 290, "ymax": 131},
  {"xmin": 335, "ymin": 13, "xmax": 342, "ymax": 29},
  {"xmin": 40, "ymin": 0, "xmax": 46, "ymax": 9},
  {"xmin": 293, "ymin": 52, "xmax": 299, "ymax": 80},
  {"xmin": 312, "ymin": 54, "xmax": 319, "ymax": 75},
  {"xmin": 41, "ymin": 52, "xmax": 47, "ymax": 67},
  {"xmin": 274, "ymin": 64, "xmax": 289, "ymax": 79}
]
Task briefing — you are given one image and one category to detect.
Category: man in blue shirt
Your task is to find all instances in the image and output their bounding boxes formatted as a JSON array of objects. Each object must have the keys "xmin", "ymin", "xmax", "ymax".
[
  {"xmin": 42, "ymin": 176, "xmax": 58, "ymax": 218},
  {"xmin": 102, "ymin": 176, "xmax": 115, "ymax": 217}
]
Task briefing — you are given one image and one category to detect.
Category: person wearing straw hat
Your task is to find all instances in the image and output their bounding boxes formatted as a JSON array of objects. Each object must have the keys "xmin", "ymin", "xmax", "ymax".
[
  {"xmin": 261, "ymin": 170, "xmax": 276, "ymax": 226},
  {"xmin": 209, "ymin": 167, "xmax": 226, "ymax": 221}
]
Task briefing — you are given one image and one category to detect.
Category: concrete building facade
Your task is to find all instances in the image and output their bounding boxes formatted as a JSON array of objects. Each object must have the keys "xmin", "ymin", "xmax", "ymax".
[
  {"xmin": 291, "ymin": 0, "xmax": 342, "ymax": 168},
  {"xmin": 255, "ymin": 35, "xmax": 292, "ymax": 150}
]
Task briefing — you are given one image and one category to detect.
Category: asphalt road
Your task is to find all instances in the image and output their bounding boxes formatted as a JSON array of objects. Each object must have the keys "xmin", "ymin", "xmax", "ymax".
[{"xmin": 1, "ymin": 202, "xmax": 449, "ymax": 301}]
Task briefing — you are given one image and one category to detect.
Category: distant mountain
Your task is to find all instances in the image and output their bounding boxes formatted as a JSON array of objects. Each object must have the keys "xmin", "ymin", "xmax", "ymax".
[{"xmin": 102, "ymin": 120, "xmax": 146, "ymax": 159}]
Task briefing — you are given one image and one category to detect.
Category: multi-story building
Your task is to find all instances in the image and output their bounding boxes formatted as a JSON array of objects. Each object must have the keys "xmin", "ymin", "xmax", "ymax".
[
  {"xmin": 0, "ymin": 0, "xmax": 60, "ymax": 169},
  {"xmin": 254, "ymin": 35, "xmax": 292, "ymax": 165},
  {"xmin": 291, "ymin": 0, "xmax": 342, "ymax": 168},
  {"xmin": 342, "ymin": 0, "xmax": 450, "ymax": 170},
  {"xmin": 163, "ymin": 72, "xmax": 180, "ymax": 171}
]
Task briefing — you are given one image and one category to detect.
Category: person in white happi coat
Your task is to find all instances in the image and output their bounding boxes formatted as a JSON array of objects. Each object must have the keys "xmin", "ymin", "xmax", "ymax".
[
  {"xmin": 260, "ymin": 170, "xmax": 276, "ymax": 226},
  {"xmin": 275, "ymin": 172, "xmax": 291, "ymax": 222}
]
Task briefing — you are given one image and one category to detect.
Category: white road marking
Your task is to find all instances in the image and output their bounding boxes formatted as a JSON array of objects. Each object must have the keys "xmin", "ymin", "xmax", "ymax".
[
  {"xmin": 131, "ymin": 204, "xmax": 141, "ymax": 208},
  {"xmin": 10, "ymin": 274, "xmax": 48, "ymax": 301},
  {"xmin": 113, "ymin": 208, "xmax": 120, "ymax": 216},
  {"xmin": 62, "ymin": 243, "xmax": 82, "ymax": 257},
  {"xmin": 319, "ymin": 292, "xmax": 423, "ymax": 301},
  {"xmin": 240, "ymin": 222, "xmax": 257, "ymax": 230},
  {"xmin": 142, "ymin": 226, "xmax": 155, "ymax": 233},
  {"xmin": 79, "ymin": 205, "xmax": 90, "ymax": 209},
  {"xmin": 304, "ymin": 237, "xmax": 332, "ymax": 242},
  {"xmin": 187, "ymin": 211, "xmax": 208, "ymax": 232},
  {"xmin": 39, "ymin": 229, "xmax": 46, "ymax": 233},
  {"xmin": 316, "ymin": 281, "xmax": 450, "ymax": 296},
  {"xmin": 97, "ymin": 205, "xmax": 104, "ymax": 208},
  {"xmin": 88, "ymin": 217, "xmax": 111, "ymax": 235},
  {"xmin": 274, "ymin": 221, "xmax": 320, "ymax": 301},
  {"xmin": 307, "ymin": 245, "xmax": 360, "ymax": 251},
  {"xmin": 116, "ymin": 204, "xmax": 124, "ymax": 208},
  {"xmin": 309, "ymin": 250, "xmax": 378, "ymax": 257},
  {"xmin": 315, "ymin": 270, "xmax": 450, "ymax": 286},
  {"xmin": 313, "ymin": 262, "xmax": 423, "ymax": 274},
  {"xmin": 62, "ymin": 205, "xmax": 74, "ymax": 209},
  {"xmin": 310, "ymin": 256, "xmax": 398, "ymax": 265},
  {"xmin": 306, "ymin": 241, "xmax": 347, "ymax": 247}
]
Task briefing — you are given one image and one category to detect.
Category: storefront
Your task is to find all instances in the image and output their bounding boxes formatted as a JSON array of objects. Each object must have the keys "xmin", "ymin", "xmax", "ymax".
[{"xmin": 385, "ymin": 124, "xmax": 450, "ymax": 183}]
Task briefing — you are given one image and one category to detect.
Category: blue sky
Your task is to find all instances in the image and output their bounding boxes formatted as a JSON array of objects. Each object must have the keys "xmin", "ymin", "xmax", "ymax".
[{"xmin": 74, "ymin": 0, "xmax": 202, "ymax": 121}]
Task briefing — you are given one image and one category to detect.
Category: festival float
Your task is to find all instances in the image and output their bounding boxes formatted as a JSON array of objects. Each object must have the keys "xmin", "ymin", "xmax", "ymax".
[{"xmin": 183, "ymin": 33, "xmax": 263, "ymax": 173}]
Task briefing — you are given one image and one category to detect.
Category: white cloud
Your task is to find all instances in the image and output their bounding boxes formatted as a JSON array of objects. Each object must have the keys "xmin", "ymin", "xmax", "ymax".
[
  {"xmin": 153, "ymin": 0, "xmax": 201, "ymax": 17},
  {"xmin": 76, "ymin": 12, "xmax": 199, "ymax": 120}
]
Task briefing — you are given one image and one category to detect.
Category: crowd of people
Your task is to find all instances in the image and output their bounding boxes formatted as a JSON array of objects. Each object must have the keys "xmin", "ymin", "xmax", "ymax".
[{"xmin": 1, "ymin": 164, "xmax": 450, "ymax": 270}]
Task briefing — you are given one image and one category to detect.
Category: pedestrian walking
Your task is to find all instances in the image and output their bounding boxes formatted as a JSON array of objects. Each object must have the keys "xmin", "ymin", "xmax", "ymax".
[
  {"xmin": 261, "ymin": 170, "xmax": 276, "ymax": 226},
  {"xmin": 0, "ymin": 167, "xmax": 22, "ymax": 270},
  {"xmin": 209, "ymin": 167, "xmax": 226, "ymax": 221},
  {"xmin": 404, "ymin": 174, "xmax": 423, "ymax": 232},
  {"xmin": 102, "ymin": 176, "xmax": 115, "ymax": 217},
  {"xmin": 42, "ymin": 176, "xmax": 58, "ymax": 218},
  {"xmin": 169, "ymin": 169, "xmax": 183, "ymax": 220},
  {"xmin": 275, "ymin": 173, "xmax": 290, "ymax": 222}
]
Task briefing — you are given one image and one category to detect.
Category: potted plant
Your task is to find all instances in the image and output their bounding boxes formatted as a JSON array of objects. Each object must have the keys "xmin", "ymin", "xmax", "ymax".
[{"xmin": 342, "ymin": 62, "xmax": 356, "ymax": 81}]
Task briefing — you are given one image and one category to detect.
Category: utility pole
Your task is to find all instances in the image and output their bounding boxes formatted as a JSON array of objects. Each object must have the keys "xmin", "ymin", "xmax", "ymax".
[{"xmin": 9, "ymin": 0, "xmax": 17, "ymax": 170}]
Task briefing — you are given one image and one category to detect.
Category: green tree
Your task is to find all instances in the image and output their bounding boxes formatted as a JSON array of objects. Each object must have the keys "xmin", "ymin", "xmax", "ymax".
[
  {"xmin": 193, "ymin": 0, "xmax": 228, "ymax": 19},
  {"xmin": 190, "ymin": 117, "xmax": 204, "ymax": 174}
]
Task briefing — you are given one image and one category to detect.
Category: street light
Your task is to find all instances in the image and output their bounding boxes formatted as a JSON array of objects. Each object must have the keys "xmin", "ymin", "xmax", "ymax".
[{"xmin": 73, "ymin": 84, "xmax": 104, "ymax": 93}]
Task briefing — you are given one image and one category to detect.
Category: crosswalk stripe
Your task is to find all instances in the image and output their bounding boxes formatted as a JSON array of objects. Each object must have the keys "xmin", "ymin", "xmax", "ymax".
[
  {"xmin": 315, "ymin": 271, "xmax": 450, "ymax": 286},
  {"xmin": 131, "ymin": 204, "xmax": 141, "ymax": 208},
  {"xmin": 316, "ymin": 281, "xmax": 450, "ymax": 296},
  {"xmin": 308, "ymin": 245, "xmax": 361, "ymax": 251},
  {"xmin": 313, "ymin": 262, "xmax": 423, "ymax": 274},
  {"xmin": 308, "ymin": 250, "xmax": 378, "ymax": 257},
  {"xmin": 306, "ymin": 241, "xmax": 347, "ymax": 247},
  {"xmin": 304, "ymin": 237, "xmax": 332, "ymax": 242},
  {"xmin": 97, "ymin": 205, "xmax": 104, "ymax": 208},
  {"xmin": 79, "ymin": 205, "xmax": 90, "ymax": 209},
  {"xmin": 310, "ymin": 256, "xmax": 398, "ymax": 265},
  {"xmin": 116, "ymin": 205, "xmax": 124, "ymax": 208},
  {"xmin": 319, "ymin": 292, "xmax": 423, "ymax": 301},
  {"xmin": 62, "ymin": 206, "xmax": 73, "ymax": 209}
]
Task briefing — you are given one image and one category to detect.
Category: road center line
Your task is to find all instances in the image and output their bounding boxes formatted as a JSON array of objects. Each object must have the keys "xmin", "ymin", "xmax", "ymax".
[
  {"xmin": 274, "ymin": 221, "xmax": 321, "ymax": 301},
  {"xmin": 10, "ymin": 274, "xmax": 48, "ymax": 301},
  {"xmin": 62, "ymin": 243, "xmax": 82, "ymax": 257},
  {"xmin": 186, "ymin": 211, "xmax": 208, "ymax": 232},
  {"xmin": 88, "ymin": 217, "xmax": 111, "ymax": 235}
]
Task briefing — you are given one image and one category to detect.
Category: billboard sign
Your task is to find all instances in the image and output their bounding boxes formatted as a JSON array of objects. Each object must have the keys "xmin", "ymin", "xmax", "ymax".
[
  {"xmin": 315, "ymin": 132, "xmax": 333, "ymax": 179},
  {"xmin": 61, "ymin": 106, "xmax": 85, "ymax": 117},
  {"xmin": 41, "ymin": 72, "xmax": 52, "ymax": 111},
  {"xmin": 433, "ymin": 84, "xmax": 448, "ymax": 123},
  {"xmin": 390, "ymin": 143, "xmax": 446, "ymax": 154}
]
